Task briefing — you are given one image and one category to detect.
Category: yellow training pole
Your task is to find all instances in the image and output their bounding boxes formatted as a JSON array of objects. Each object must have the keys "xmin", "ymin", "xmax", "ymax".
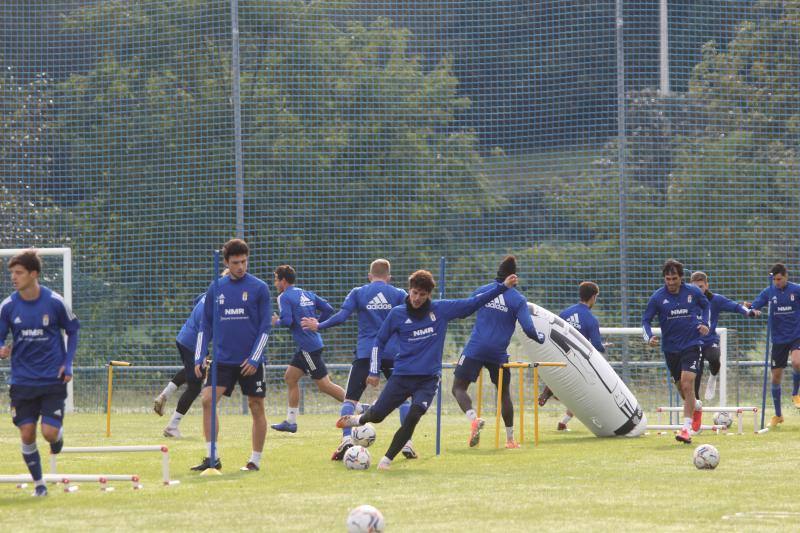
[
  {"xmin": 476, "ymin": 369, "xmax": 483, "ymax": 419},
  {"xmin": 495, "ymin": 366, "xmax": 504, "ymax": 449},
  {"xmin": 106, "ymin": 361, "xmax": 131, "ymax": 437},
  {"xmin": 519, "ymin": 366, "xmax": 525, "ymax": 445},
  {"xmin": 533, "ymin": 365, "xmax": 539, "ymax": 446}
]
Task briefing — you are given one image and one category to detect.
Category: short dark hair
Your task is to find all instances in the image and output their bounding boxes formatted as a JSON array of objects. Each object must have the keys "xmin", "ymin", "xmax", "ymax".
[
  {"xmin": 8, "ymin": 250, "xmax": 41, "ymax": 273},
  {"xmin": 497, "ymin": 255, "xmax": 517, "ymax": 279},
  {"xmin": 662, "ymin": 259, "xmax": 684, "ymax": 278},
  {"xmin": 771, "ymin": 263, "xmax": 787, "ymax": 277},
  {"xmin": 222, "ymin": 238, "xmax": 249, "ymax": 260},
  {"xmin": 274, "ymin": 265, "xmax": 296, "ymax": 284},
  {"xmin": 579, "ymin": 281, "xmax": 599, "ymax": 302},
  {"xmin": 408, "ymin": 270, "xmax": 435, "ymax": 293}
]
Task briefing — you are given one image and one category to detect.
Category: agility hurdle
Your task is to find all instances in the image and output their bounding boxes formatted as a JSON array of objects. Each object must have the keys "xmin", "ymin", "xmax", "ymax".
[
  {"xmin": 0, "ymin": 474, "xmax": 142, "ymax": 492},
  {"xmin": 655, "ymin": 406, "xmax": 758, "ymax": 435},
  {"xmin": 646, "ymin": 424, "xmax": 728, "ymax": 435},
  {"xmin": 50, "ymin": 445, "xmax": 179, "ymax": 486}
]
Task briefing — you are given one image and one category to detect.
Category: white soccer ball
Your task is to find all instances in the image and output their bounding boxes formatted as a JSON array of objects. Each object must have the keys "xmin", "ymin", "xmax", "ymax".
[
  {"xmin": 693, "ymin": 444, "xmax": 720, "ymax": 470},
  {"xmin": 713, "ymin": 411, "xmax": 733, "ymax": 429},
  {"xmin": 351, "ymin": 423, "xmax": 377, "ymax": 447},
  {"xmin": 346, "ymin": 504, "xmax": 385, "ymax": 533},
  {"xmin": 343, "ymin": 445, "xmax": 371, "ymax": 470}
]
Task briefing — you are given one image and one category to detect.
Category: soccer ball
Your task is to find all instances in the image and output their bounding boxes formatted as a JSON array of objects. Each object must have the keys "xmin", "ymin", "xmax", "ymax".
[
  {"xmin": 343, "ymin": 445, "xmax": 371, "ymax": 470},
  {"xmin": 351, "ymin": 423, "xmax": 377, "ymax": 447},
  {"xmin": 346, "ymin": 504, "xmax": 385, "ymax": 533},
  {"xmin": 713, "ymin": 411, "xmax": 733, "ymax": 429},
  {"xmin": 693, "ymin": 444, "xmax": 720, "ymax": 470}
]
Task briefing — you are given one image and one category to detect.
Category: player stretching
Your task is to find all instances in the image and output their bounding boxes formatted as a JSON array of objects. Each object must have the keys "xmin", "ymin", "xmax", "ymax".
[
  {"xmin": 0, "ymin": 251, "xmax": 80, "ymax": 496},
  {"xmin": 451, "ymin": 256, "xmax": 544, "ymax": 448},
  {"xmin": 642, "ymin": 259, "xmax": 710, "ymax": 444},
  {"xmin": 539, "ymin": 281, "xmax": 606, "ymax": 431},
  {"xmin": 689, "ymin": 271, "xmax": 755, "ymax": 400},
  {"xmin": 301, "ymin": 259, "xmax": 413, "ymax": 460},
  {"xmin": 191, "ymin": 239, "xmax": 272, "ymax": 472},
  {"xmin": 338, "ymin": 269, "xmax": 518, "ymax": 470},
  {"xmin": 271, "ymin": 265, "xmax": 346, "ymax": 433},
  {"xmin": 746, "ymin": 263, "xmax": 800, "ymax": 428}
]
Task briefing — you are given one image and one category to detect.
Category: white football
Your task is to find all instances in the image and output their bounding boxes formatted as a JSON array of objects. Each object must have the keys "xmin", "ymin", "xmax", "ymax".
[
  {"xmin": 693, "ymin": 444, "xmax": 720, "ymax": 470},
  {"xmin": 713, "ymin": 411, "xmax": 733, "ymax": 429},
  {"xmin": 346, "ymin": 504, "xmax": 385, "ymax": 533},
  {"xmin": 351, "ymin": 423, "xmax": 377, "ymax": 447},
  {"xmin": 343, "ymin": 445, "xmax": 371, "ymax": 470}
]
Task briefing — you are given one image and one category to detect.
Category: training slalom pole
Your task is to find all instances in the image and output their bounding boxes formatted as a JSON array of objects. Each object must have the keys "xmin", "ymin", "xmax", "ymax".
[
  {"xmin": 202, "ymin": 250, "xmax": 222, "ymax": 475},
  {"xmin": 105, "ymin": 360, "xmax": 131, "ymax": 437},
  {"xmin": 435, "ymin": 256, "xmax": 446, "ymax": 456},
  {"xmin": 759, "ymin": 274, "xmax": 773, "ymax": 431}
]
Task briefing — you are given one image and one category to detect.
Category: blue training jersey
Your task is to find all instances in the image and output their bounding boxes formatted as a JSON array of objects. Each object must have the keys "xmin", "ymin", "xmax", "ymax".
[
  {"xmin": 642, "ymin": 282, "xmax": 710, "ymax": 354},
  {"xmin": 0, "ymin": 286, "xmax": 80, "ymax": 386},
  {"xmin": 701, "ymin": 292, "xmax": 749, "ymax": 346},
  {"xmin": 176, "ymin": 294, "xmax": 205, "ymax": 350},
  {"xmin": 195, "ymin": 273, "xmax": 272, "ymax": 366},
  {"xmin": 560, "ymin": 302, "xmax": 605, "ymax": 353},
  {"xmin": 750, "ymin": 281, "xmax": 800, "ymax": 344},
  {"xmin": 318, "ymin": 280, "xmax": 407, "ymax": 359},
  {"xmin": 462, "ymin": 283, "xmax": 542, "ymax": 363},
  {"xmin": 276, "ymin": 286, "xmax": 334, "ymax": 352},
  {"xmin": 372, "ymin": 282, "xmax": 509, "ymax": 376}
]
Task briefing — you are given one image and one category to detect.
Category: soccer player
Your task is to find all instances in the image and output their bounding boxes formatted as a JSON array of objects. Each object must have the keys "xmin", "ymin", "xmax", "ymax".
[
  {"xmin": 300, "ymin": 259, "xmax": 413, "ymax": 460},
  {"xmin": 689, "ymin": 271, "xmax": 755, "ymax": 400},
  {"xmin": 642, "ymin": 259, "xmax": 710, "ymax": 444},
  {"xmin": 191, "ymin": 239, "xmax": 272, "ymax": 472},
  {"xmin": 745, "ymin": 263, "xmax": 800, "ymax": 428},
  {"xmin": 270, "ymin": 265, "xmax": 346, "ymax": 433},
  {"xmin": 337, "ymin": 269, "xmax": 519, "ymax": 471},
  {"xmin": 451, "ymin": 255, "xmax": 544, "ymax": 449},
  {"xmin": 0, "ymin": 250, "xmax": 80, "ymax": 496},
  {"xmin": 539, "ymin": 281, "xmax": 606, "ymax": 431}
]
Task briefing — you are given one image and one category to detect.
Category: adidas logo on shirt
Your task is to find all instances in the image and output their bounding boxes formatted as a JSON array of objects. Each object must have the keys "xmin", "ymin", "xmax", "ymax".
[
  {"xmin": 662, "ymin": 299, "xmax": 669, "ymax": 304},
  {"xmin": 299, "ymin": 294, "xmax": 315, "ymax": 307},
  {"xmin": 14, "ymin": 316, "xmax": 22, "ymax": 324},
  {"xmin": 405, "ymin": 318, "xmax": 413, "ymax": 324},
  {"xmin": 566, "ymin": 313, "xmax": 581, "ymax": 329},
  {"xmin": 485, "ymin": 294, "xmax": 508, "ymax": 312},
  {"xmin": 366, "ymin": 292, "xmax": 393, "ymax": 310}
]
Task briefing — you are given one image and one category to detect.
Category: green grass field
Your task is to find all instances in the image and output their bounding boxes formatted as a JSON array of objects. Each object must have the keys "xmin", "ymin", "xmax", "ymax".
[{"xmin": 1, "ymin": 410, "xmax": 798, "ymax": 532}]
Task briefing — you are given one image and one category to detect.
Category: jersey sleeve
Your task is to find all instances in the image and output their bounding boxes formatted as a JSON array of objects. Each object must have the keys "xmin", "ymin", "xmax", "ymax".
[
  {"xmin": 319, "ymin": 288, "xmax": 357, "ymax": 330},
  {"xmin": 276, "ymin": 292, "xmax": 294, "ymax": 327},
  {"xmin": 718, "ymin": 294, "xmax": 749, "ymax": 316},
  {"xmin": 641, "ymin": 294, "xmax": 658, "ymax": 342},
  {"xmin": 438, "ymin": 282, "xmax": 507, "ymax": 321},
  {"xmin": 247, "ymin": 283, "xmax": 272, "ymax": 365},
  {"xmin": 54, "ymin": 296, "xmax": 81, "ymax": 375},
  {"xmin": 586, "ymin": 315, "xmax": 605, "ymax": 353},
  {"xmin": 750, "ymin": 287, "xmax": 770, "ymax": 311},
  {"xmin": 371, "ymin": 310, "xmax": 398, "ymax": 375},
  {"xmin": 695, "ymin": 288, "xmax": 710, "ymax": 326},
  {"xmin": 315, "ymin": 292, "xmax": 335, "ymax": 322},
  {"xmin": 195, "ymin": 282, "xmax": 214, "ymax": 363},
  {"xmin": 0, "ymin": 301, "xmax": 11, "ymax": 343},
  {"xmin": 515, "ymin": 299, "xmax": 544, "ymax": 344}
]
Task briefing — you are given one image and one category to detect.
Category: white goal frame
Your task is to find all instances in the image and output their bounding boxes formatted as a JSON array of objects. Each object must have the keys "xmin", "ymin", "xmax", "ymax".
[{"xmin": 0, "ymin": 247, "xmax": 74, "ymax": 412}]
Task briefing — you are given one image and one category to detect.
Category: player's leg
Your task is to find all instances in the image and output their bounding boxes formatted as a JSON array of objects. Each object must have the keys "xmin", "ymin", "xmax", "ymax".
[
  {"xmin": 332, "ymin": 360, "xmax": 369, "ymax": 460},
  {"xmin": 39, "ymin": 383, "xmax": 67, "ymax": 454},
  {"xmin": 382, "ymin": 361, "xmax": 415, "ymax": 459},
  {"xmin": 703, "ymin": 344, "xmax": 721, "ymax": 400},
  {"xmin": 337, "ymin": 373, "xmax": 408, "ymax": 428},
  {"xmin": 789, "ymin": 342, "xmax": 800, "ymax": 408},
  {"xmin": 678, "ymin": 347, "xmax": 702, "ymax": 442},
  {"xmin": 487, "ymin": 362, "xmax": 517, "ymax": 447},
  {"xmin": 770, "ymin": 343, "xmax": 789, "ymax": 426},
  {"xmin": 452, "ymin": 355, "xmax": 484, "ymax": 447},
  {"xmin": 237, "ymin": 363, "xmax": 267, "ymax": 471},
  {"xmin": 12, "ymin": 386, "xmax": 47, "ymax": 496},
  {"xmin": 154, "ymin": 341, "xmax": 191, "ymax": 416},
  {"xmin": 271, "ymin": 352, "xmax": 307, "ymax": 433},
  {"xmin": 378, "ymin": 376, "xmax": 438, "ymax": 470},
  {"xmin": 665, "ymin": 352, "xmax": 690, "ymax": 443},
  {"xmin": 558, "ymin": 409, "xmax": 574, "ymax": 431},
  {"xmin": 309, "ymin": 350, "xmax": 346, "ymax": 402},
  {"xmin": 191, "ymin": 365, "xmax": 234, "ymax": 470},
  {"xmin": 693, "ymin": 348, "xmax": 705, "ymax": 400},
  {"xmin": 165, "ymin": 342, "xmax": 203, "ymax": 437}
]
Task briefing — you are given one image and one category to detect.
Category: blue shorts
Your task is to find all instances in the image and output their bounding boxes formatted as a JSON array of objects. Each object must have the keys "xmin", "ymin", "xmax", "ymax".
[
  {"xmin": 177, "ymin": 341, "xmax": 204, "ymax": 384},
  {"xmin": 10, "ymin": 383, "xmax": 67, "ymax": 428},
  {"xmin": 289, "ymin": 349, "xmax": 329, "ymax": 380},
  {"xmin": 370, "ymin": 374, "xmax": 439, "ymax": 421},
  {"xmin": 771, "ymin": 338, "xmax": 800, "ymax": 369},
  {"xmin": 345, "ymin": 357, "xmax": 394, "ymax": 401},
  {"xmin": 664, "ymin": 346, "xmax": 701, "ymax": 382},
  {"xmin": 205, "ymin": 363, "xmax": 266, "ymax": 398},
  {"xmin": 454, "ymin": 354, "xmax": 510, "ymax": 391}
]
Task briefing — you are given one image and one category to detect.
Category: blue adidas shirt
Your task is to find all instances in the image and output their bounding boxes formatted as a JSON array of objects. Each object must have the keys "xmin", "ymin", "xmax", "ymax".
[
  {"xmin": 560, "ymin": 302, "xmax": 605, "ymax": 353},
  {"xmin": 195, "ymin": 273, "xmax": 272, "ymax": 366},
  {"xmin": 0, "ymin": 286, "xmax": 80, "ymax": 386},
  {"xmin": 701, "ymin": 292, "xmax": 749, "ymax": 346},
  {"xmin": 642, "ymin": 282, "xmax": 710, "ymax": 353},
  {"xmin": 750, "ymin": 282, "xmax": 800, "ymax": 344},
  {"xmin": 372, "ymin": 282, "xmax": 509, "ymax": 376},
  {"xmin": 318, "ymin": 280, "xmax": 407, "ymax": 359},
  {"xmin": 176, "ymin": 294, "xmax": 205, "ymax": 350},
  {"xmin": 462, "ymin": 283, "xmax": 542, "ymax": 363},
  {"xmin": 276, "ymin": 286, "xmax": 334, "ymax": 352}
]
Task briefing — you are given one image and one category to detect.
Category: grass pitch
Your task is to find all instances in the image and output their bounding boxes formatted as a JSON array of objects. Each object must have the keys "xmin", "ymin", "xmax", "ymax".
[{"xmin": 1, "ymin": 410, "xmax": 798, "ymax": 532}]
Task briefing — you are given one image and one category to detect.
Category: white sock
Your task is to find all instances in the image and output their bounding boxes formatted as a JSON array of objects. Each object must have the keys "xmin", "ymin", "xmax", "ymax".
[
  {"xmin": 379, "ymin": 456, "xmax": 392, "ymax": 467},
  {"xmin": 683, "ymin": 417, "xmax": 692, "ymax": 430},
  {"xmin": 695, "ymin": 399, "xmax": 703, "ymax": 410},
  {"xmin": 249, "ymin": 451, "xmax": 262, "ymax": 467},
  {"xmin": 465, "ymin": 409, "xmax": 477, "ymax": 422},
  {"xmin": 206, "ymin": 442, "xmax": 219, "ymax": 461},
  {"xmin": 560, "ymin": 414, "xmax": 573, "ymax": 425},
  {"xmin": 161, "ymin": 382, "xmax": 178, "ymax": 399},
  {"xmin": 505, "ymin": 427, "xmax": 514, "ymax": 440},
  {"xmin": 356, "ymin": 402, "xmax": 368, "ymax": 414},
  {"xmin": 168, "ymin": 411, "xmax": 184, "ymax": 428},
  {"xmin": 286, "ymin": 407, "xmax": 299, "ymax": 424},
  {"xmin": 57, "ymin": 427, "xmax": 63, "ymax": 441}
]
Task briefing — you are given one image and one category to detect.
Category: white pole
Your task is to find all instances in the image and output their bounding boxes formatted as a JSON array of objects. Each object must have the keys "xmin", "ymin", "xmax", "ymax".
[
  {"xmin": 659, "ymin": 0, "xmax": 670, "ymax": 95},
  {"xmin": 719, "ymin": 328, "xmax": 727, "ymax": 407}
]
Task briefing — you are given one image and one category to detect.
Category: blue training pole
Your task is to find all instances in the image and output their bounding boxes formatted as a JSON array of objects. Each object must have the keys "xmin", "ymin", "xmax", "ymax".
[
  {"xmin": 435, "ymin": 256, "xmax": 446, "ymax": 456},
  {"xmin": 759, "ymin": 274, "xmax": 773, "ymax": 430},
  {"xmin": 209, "ymin": 250, "xmax": 221, "ymax": 465}
]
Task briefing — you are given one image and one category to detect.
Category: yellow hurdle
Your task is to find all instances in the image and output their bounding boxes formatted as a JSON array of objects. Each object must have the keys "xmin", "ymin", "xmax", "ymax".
[{"xmin": 106, "ymin": 360, "xmax": 132, "ymax": 437}]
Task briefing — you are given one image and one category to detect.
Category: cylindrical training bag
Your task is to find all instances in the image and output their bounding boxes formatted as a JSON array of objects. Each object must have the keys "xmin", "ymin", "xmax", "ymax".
[{"xmin": 518, "ymin": 302, "xmax": 647, "ymax": 437}]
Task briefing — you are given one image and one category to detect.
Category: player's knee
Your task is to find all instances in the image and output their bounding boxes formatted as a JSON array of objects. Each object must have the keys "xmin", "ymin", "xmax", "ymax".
[
  {"xmin": 404, "ymin": 404, "xmax": 426, "ymax": 425},
  {"xmin": 41, "ymin": 425, "xmax": 59, "ymax": 442},
  {"xmin": 451, "ymin": 379, "xmax": 467, "ymax": 396},
  {"xmin": 187, "ymin": 381, "xmax": 202, "ymax": 396}
]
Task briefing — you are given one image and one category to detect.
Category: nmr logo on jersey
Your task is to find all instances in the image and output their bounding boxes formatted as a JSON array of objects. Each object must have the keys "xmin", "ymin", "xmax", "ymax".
[
  {"xmin": 413, "ymin": 327, "xmax": 434, "ymax": 337},
  {"xmin": 669, "ymin": 308, "xmax": 688, "ymax": 316},
  {"xmin": 21, "ymin": 328, "xmax": 44, "ymax": 337},
  {"xmin": 224, "ymin": 308, "xmax": 245, "ymax": 316}
]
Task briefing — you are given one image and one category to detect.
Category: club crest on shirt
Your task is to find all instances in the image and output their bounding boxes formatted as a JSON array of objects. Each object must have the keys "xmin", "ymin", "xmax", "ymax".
[
  {"xmin": 42, "ymin": 314, "xmax": 49, "ymax": 327},
  {"xmin": 429, "ymin": 312, "xmax": 436, "ymax": 322},
  {"xmin": 687, "ymin": 295, "xmax": 692, "ymax": 303},
  {"xmin": 242, "ymin": 291, "xmax": 248, "ymax": 302},
  {"xmin": 792, "ymin": 294, "xmax": 795, "ymax": 302}
]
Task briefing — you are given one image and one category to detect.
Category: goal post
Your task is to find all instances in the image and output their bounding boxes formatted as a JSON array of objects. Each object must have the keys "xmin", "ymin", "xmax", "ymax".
[{"xmin": 0, "ymin": 247, "xmax": 74, "ymax": 412}]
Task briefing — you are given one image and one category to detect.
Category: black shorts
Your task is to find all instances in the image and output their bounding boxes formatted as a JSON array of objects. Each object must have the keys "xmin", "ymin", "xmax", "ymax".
[
  {"xmin": 205, "ymin": 363, "xmax": 266, "ymax": 398},
  {"xmin": 370, "ymin": 374, "xmax": 440, "ymax": 420},
  {"xmin": 453, "ymin": 355, "xmax": 511, "ymax": 391},
  {"xmin": 289, "ymin": 348, "xmax": 328, "ymax": 380},
  {"xmin": 771, "ymin": 338, "xmax": 800, "ymax": 369},
  {"xmin": 10, "ymin": 383, "xmax": 67, "ymax": 428},
  {"xmin": 345, "ymin": 357, "xmax": 394, "ymax": 401},
  {"xmin": 177, "ymin": 341, "xmax": 204, "ymax": 384},
  {"xmin": 664, "ymin": 346, "xmax": 701, "ymax": 383}
]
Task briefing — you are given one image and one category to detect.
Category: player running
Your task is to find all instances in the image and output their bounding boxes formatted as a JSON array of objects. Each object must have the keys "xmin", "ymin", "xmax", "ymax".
[
  {"xmin": 301, "ymin": 259, "xmax": 413, "ymax": 460},
  {"xmin": 0, "ymin": 250, "xmax": 80, "ymax": 496},
  {"xmin": 451, "ymin": 255, "xmax": 544, "ymax": 448},
  {"xmin": 337, "ymin": 269, "xmax": 519, "ymax": 470}
]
